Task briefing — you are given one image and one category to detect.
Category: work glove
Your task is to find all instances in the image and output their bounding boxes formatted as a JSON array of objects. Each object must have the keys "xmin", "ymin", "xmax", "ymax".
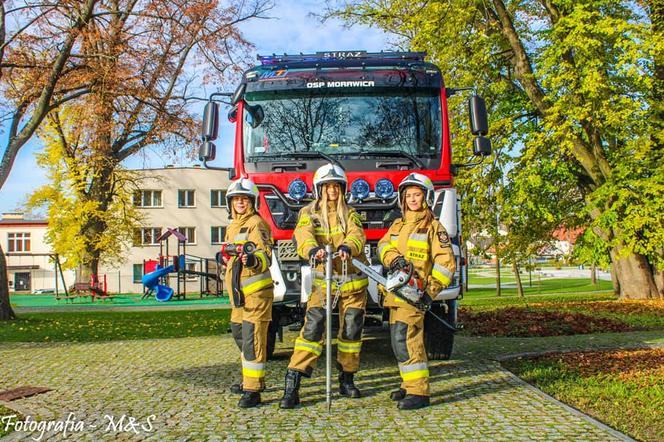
[
  {"xmin": 389, "ymin": 256, "xmax": 408, "ymax": 273},
  {"xmin": 337, "ymin": 245, "xmax": 352, "ymax": 261},
  {"xmin": 242, "ymin": 252, "xmax": 258, "ymax": 269},
  {"xmin": 308, "ymin": 246, "xmax": 326, "ymax": 264}
]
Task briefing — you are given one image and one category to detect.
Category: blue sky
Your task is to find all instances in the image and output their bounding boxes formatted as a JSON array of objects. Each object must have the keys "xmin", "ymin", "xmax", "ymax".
[{"xmin": 0, "ymin": 1, "xmax": 393, "ymax": 215}]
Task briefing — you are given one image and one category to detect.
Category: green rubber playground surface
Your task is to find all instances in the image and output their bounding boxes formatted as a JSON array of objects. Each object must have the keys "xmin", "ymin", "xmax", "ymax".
[{"xmin": 10, "ymin": 293, "xmax": 230, "ymax": 309}]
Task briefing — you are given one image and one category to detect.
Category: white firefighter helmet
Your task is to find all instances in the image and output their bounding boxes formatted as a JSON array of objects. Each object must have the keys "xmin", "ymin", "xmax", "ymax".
[
  {"xmin": 226, "ymin": 177, "xmax": 260, "ymax": 209},
  {"xmin": 313, "ymin": 163, "xmax": 347, "ymax": 199},
  {"xmin": 398, "ymin": 173, "xmax": 435, "ymax": 208}
]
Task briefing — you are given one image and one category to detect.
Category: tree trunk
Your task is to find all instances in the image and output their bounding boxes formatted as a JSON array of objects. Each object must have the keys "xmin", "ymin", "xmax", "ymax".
[
  {"xmin": 591, "ymin": 264, "xmax": 598, "ymax": 286},
  {"xmin": 495, "ymin": 253, "xmax": 502, "ymax": 297},
  {"xmin": 0, "ymin": 245, "xmax": 17, "ymax": 320},
  {"xmin": 463, "ymin": 245, "xmax": 469, "ymax": 293},
  {"xmin": 654, "ymin": 268, "xmax": 664, "ymax": 299},
  {"xmin": 513, "ymin": 261, "xmax": 524, "ymax": 297},
  {"xmin": 610, "ymin": 247, "xmax": 660, "ymax": 299}
]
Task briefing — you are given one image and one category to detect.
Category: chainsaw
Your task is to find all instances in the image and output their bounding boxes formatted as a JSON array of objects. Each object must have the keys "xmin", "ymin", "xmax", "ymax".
[
  {"xmin": 350, "ymin": 258, "xmax": 431, "ymax": 309},
  {"xmin": 350, "ymin": 258, "xmax": 458, "ymax": 332}
]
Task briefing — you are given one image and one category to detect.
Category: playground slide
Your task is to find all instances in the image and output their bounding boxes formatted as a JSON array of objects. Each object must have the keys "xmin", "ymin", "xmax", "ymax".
[{"xmin": 142, "ymin": 265, "xmax": 175, "ymax": 301}]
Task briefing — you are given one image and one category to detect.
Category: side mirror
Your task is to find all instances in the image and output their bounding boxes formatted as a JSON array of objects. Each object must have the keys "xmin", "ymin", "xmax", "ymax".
[
  {"xmin": 231, "ymin": 83, "xmax": 246, "ymax": 105},
  {"xmin": 468, "ymin": 95, "xmax": 488, "ymax": 136},
  {"xmin": 245, "ymin": 104, "xmax": 264, "ymax": 128},
  {"xmin": 199, "ymin": 141, "xmax": 216, "ymax": 162},
  {"xmin": 228, "ymin": 105, "xmax": 238, "ymax": 123},
  {"xmin": 473, "ymin": 136, "xmax": 492, "ymax": 156},
  {"xmin": 202, "ymin": 102, "xmax": 219, "ymax": 141}
]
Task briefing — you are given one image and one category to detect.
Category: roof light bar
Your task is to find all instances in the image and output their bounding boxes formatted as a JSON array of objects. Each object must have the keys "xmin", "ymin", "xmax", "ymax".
[{"xmin": 257, "ymin": 51, "xmax": 427, "ymax": 65}]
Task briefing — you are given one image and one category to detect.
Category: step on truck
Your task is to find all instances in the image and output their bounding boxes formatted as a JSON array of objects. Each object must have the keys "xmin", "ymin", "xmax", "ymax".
[{"xmin": 199, "ymin": 51, "xmax": 491, "ymax": 360}]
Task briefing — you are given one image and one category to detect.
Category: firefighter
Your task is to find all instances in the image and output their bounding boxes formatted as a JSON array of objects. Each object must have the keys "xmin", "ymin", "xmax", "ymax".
[
  {"xmin": 377, "ymin": 173, "xmax": 456, "ymax": 410},
  {"xmin": 279, "ymin": 163, "xmax": 369, "ymax": 409},
  {"xmin": 222, "ymin": 177, "xmax": 274, "ymax": 408}
]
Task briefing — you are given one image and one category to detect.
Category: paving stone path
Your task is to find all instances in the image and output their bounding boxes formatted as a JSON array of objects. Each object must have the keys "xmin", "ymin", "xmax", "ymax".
[{"xmin": 3, "ymin": 329, "xmax": 662, "ymax": 441}]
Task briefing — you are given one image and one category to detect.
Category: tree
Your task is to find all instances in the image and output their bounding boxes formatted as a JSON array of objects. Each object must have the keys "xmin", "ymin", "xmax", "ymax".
[
  {"xmin": 330, "ymin": 0, "xmax": 664, "ymax": 299},
  {"xmin": 0, "ymin": 0, "xmax": 99, "ymax": 321},
  {"xmin": 27, "ymin": 105, "xmax": 143, "ymax": 274},
  {"xmin": 0, "ymin": 0, "xmax": 271, "ymax": 320}
]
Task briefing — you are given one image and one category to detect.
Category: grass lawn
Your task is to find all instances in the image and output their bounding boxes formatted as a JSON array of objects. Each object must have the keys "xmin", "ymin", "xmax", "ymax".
[
  {"xmin": 466, "ymin": 278, "xmax": 614, "ymax": 298},
  {"xmin": 0, "ymin": 309, "xmax": 231, "ymax": 342},
  {"xmin": 504, "ymin": 348, "xmax": 664, "ymax": 442}
]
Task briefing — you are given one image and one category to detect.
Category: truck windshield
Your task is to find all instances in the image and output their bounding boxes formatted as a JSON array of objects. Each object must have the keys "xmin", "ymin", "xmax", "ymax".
[{"xmin": 243, "ymin": 88, "xmax": 441, "ymax": 162}]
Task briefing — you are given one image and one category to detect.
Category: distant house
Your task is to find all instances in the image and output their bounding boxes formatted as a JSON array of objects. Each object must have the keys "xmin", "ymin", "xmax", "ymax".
[
  {"xmin": 0, "ymin": 213, "xmax": 75, "ymax": 293},
  {"xmin": 538, "ymin": 227, "xmax": 584, "ymax": 259},
  {"xmin": 2, "ymin": 166, "xmax": 232, "ymax": 295}
]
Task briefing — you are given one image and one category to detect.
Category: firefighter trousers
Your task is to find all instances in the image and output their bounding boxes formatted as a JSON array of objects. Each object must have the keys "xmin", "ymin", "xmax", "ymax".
[
  {"xmin": 389, "ymin": 304, "xmax": 429, "ymax": 396},
  {"xmin": 229, "ymin": 288, "xmax": 273, "ymax": 392},
  {"xmin": 288, "ymin": 286, "xmax": 367, "ymax": 376}
]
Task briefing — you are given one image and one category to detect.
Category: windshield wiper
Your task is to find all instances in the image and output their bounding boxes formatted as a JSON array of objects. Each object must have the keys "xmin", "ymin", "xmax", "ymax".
[
  {"xmin": 354, "ymin": 150, "xmax": 424, "ymax": 169},
  {"xmin": 248, "ymin": 151, "xmax": 344, "ymax": 169}
]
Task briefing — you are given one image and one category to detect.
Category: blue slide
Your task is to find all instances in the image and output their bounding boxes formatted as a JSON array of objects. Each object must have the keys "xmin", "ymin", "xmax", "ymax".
[{"xmin": 142, "ymin": 265, "xmax": 175, "ymax": 301}]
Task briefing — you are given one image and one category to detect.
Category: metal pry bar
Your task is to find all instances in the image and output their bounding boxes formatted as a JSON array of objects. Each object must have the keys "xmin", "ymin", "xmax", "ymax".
[{"xmin": 325, "ymin": 244, "xmax": 333, "ymax": 412}]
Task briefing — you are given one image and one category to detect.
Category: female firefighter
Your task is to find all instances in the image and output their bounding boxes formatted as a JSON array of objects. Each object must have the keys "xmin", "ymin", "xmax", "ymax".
[
  {"xmin": 221, "ymin": 177, "xmax": 274, "ymax": 408},
  {"xmin": 279, "ymin": 163, "xmax": 369, "ymax": 409},
  {"xmin": 377, "ymin": 173, "xmax": 456, "ymax": 410}
]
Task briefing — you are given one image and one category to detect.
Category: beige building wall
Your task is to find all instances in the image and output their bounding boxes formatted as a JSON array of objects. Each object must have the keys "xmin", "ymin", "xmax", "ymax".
[
  {"xmin": 99, "ymin": 166, "xmax": 232, "ymax": 295},
  {"xmin": 0, "ymin": 214, "xmax": 76, "ymax": 293}
]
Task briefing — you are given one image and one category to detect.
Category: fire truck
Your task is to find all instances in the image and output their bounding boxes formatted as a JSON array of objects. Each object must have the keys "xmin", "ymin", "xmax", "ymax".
[{"xmin": 199, "ymin": 51, "xmax": 491, "ymax": 360}]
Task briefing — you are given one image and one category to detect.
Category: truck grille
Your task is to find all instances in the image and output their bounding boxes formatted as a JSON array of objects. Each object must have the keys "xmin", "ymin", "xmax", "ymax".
[{"xmin": 277, "ymin": 240, "xmax": 300, "ymax": 262}]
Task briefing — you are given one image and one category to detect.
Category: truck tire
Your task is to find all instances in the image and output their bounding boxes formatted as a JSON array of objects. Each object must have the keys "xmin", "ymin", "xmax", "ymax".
[{"xmin": 424, "ymin": 301, "xmax": 456, "ymax": 360}]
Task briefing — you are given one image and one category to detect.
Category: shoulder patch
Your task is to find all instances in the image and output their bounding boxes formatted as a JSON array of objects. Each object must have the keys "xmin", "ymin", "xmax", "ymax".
[{"xmin": 437, "ymin": 228, "xmax": 450, "ymax": 246}]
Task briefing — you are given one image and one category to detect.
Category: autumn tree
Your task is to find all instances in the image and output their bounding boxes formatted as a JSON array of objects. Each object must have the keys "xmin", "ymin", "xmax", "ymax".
[
  {"xmin": 28, "ymin": 105, "xmax": 143, "ymax": 273},
  {"xmin": 0, "ymin": 0, "xmax": 99, "ymax": 320},
  {"xmin": 0, "ymin": 0, "xmax": 270, "ymax": 320},
  {"xmin": 330, "ymin": 0, "xmax": 664, "ymax": 299}
]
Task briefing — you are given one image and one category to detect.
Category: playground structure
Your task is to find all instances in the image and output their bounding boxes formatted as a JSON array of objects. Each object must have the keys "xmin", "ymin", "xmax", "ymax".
[
  {"xmin": 141, "ymin": 228, "xmax": 223, "ymax": 301},
  {"xmin": 2, "ymin": 252, "xmax": 97, "ymax": 302},
  {"xmin": 67, "ymin": 269, "xmax": 110, "ymax": 302}
]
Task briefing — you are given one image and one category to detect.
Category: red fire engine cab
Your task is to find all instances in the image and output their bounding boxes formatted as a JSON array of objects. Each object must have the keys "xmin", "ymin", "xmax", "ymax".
[{"xmin": 199, "ymin": 51, "xmax": 491, "ymax": 359}]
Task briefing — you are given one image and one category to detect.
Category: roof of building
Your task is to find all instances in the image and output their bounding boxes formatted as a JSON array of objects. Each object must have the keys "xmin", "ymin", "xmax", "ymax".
[{"xmin": 0, "ymin": 219, "xmax": 47, "ymax": 225}]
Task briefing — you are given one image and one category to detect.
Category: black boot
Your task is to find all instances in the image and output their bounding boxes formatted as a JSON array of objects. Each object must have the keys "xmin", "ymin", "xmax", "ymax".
[
  {"xmin": 390, "ymin": 388, "xmax": 406, "ymax": 401},
  {"xmin": 397, "ymin": 394, "xmax": 430, "ymax": 410},
  {"xmin": 230, "ymin": 383, "xmax": 243, "ymax": 394},
  {"xmin": 338, "ymin": 371, "xmax": 361, "ymax": 398},
  {"xmin": 238, "ymin": 391, "xmax": 261, "ymax": 408},
  {"xmin": 279, "ymin": 369, "xmax": 302, "ymax": 409}
]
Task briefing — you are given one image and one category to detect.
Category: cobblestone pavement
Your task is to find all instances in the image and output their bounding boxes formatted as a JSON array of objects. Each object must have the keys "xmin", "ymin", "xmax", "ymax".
[{"xmin": 3, "ymin": 329, "xmax": 660, "ymax": 441}]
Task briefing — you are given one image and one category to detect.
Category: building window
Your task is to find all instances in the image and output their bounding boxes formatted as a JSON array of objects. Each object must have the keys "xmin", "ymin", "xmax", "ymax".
[
  {"xmin": 134, "ymin": 190, "xmax": 162, "ymax": 208},
  {"xmin": 8, "ymin": 232, "xmax": 31, "ymax": 252},
  {"xmin": 133, "ymin": 264, "xmax": 143, "ymax": 283},
  {"xmin": 178, "ymin": 189, "xmax": 195, "ymax": 208},
  {"xmin": 211, "ymin": 226, "xmax": 226, "ymax": 244},
  {"xmin": 177, "ymin": 227, "xmax": 196, "ymax": 244},
  {"xmin": 211, "ymin": 190, "xmax": 227, "ymax": 208},
  {"xmin": 134, "ymin": 227, "xmax": 161, "ymax": 246}
]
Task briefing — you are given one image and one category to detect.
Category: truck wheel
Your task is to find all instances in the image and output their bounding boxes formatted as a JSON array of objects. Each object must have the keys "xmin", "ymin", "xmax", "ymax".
[
  {"xmin": 424, "ymin": 301, "xmax": 455, "ymax": 360},
  {"xmin": 266, "ymin": 319, "xmax": 279, "ymax": 360}
]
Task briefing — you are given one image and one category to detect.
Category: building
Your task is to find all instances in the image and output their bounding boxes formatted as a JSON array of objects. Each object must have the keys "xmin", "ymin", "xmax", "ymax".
[
  {"xmin": 2, "ymin": 166, "xmax": 232, "ymax": 295},
  {"xmin": 101, "ymin": 165, "xmax": 232, "ymax": 294},
  {"xmin": 0, "ymin": 213, "xmax": 75, "ymax": 293}
]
